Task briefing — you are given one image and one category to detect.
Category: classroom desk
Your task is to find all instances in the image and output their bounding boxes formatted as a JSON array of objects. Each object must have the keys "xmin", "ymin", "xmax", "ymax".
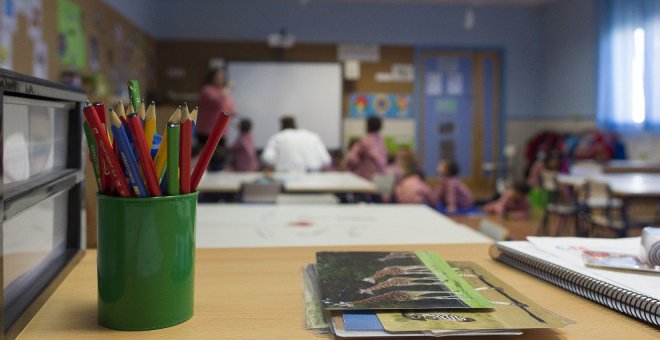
[
  {"xmin": 17, "ymin": 244, "xmax": 659, "ymax": 339},
  {"xmin": 557, "ymin": 173, "xmax": 660, "ymax": 233},
  {"xmin": 196, "ymin": 171, "xmax": 377, "ymax": 194},
  {"xmin": 557, "ymin": 173, "xmax": 660, "ymax": 197},
  {"xmin": 603, "ymin": 160, "xmax": 660, "ymax": 173},
  {"xmin": 196, "ymin": 204, "xmax": 491, "ymax": 248}
]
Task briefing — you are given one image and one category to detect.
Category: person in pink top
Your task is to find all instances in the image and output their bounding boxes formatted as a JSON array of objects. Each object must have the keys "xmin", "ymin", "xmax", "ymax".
[
  {"xmin": 394, "ymin": 170, "xmax": 435, "ymax": 205},
  {"xmin": 197, "ymin": 68, "xmax": 235, "ymax": 142},
  {"xmin": 392, "ymin": 151, "xmax": 434, "ymax": 205},
  {"xmin": 434, "ymin": 160, "xmax": 475, "ymax": 214},
  {"xmin": 483, "ymin": 182, "xmax": 532, "ymax": 219},
  {"xmin": 196, "ymin": 68, "xmax": 235, "ymax": 170},
  {"xmin": 230, "ymin": 119, "xmax": 259, "ymax": 172},
  {"xmin": 345, "ymin": 116, "xmax": 388, "ymax": 180}
]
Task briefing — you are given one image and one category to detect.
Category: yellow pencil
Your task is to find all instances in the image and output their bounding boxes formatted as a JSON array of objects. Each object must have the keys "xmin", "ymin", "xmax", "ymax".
[
  {"xmin": 115, "ymin": 101, "xmax": 127, "ymax": 120},
  {"xmin": 154, "ymin": 106, "xmax": 182, "ymax": 181},
  {"xmin": 144, "ymin": 101, "xmax": 157, "ymax": 150},
  {"xmin": 137, "ymin": 99, "xmax": 146, "ymax": 121},
  {"xmin": 191, "ymin": 106, "xmax": 198, "ymax": 124}
]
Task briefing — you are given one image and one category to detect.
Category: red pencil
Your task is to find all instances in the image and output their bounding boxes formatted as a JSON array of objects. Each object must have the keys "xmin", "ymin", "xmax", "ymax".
[
  {"xmin": 83, "ymin": 105, "xmax": 132, "ymax": 197},
  {"xmin": 93, "ymin": 102, "xmax": 114, "ymax": 193},
  {"xmin": 127, "ymin": 113, "xmax": 162, "ymax": 196},
  {"xmin": 179, "ymin": 106, "xmax": 192, "ymax": 194},
  {"xmin": 190, "ymin": 111, "xmax": 231, "ymax": 191}
]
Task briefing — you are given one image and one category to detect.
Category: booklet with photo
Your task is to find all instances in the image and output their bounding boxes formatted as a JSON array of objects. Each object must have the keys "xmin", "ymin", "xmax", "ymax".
[
  {"xmin": 582, "ymin": 250, "xmax": 660, "ymax": 273},
  {"xmin": 377, "ymin": 261, "xmax": 570, "ymax": 332},
  {"xmin": 316, "ymin": 251, "xmax": 493, "ymax": 310}
]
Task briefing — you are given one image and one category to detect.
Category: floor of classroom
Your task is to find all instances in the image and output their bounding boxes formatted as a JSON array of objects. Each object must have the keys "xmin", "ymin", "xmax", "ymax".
[{"xmin": 451, "ymin": 215, "xmax": 539, "ymax": 240}]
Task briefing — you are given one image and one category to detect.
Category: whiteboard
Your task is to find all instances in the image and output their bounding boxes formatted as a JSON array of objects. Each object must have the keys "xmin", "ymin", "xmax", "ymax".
[{"xmin": 227, "ymin": 62, "xmax": 342, "ymax": 149}]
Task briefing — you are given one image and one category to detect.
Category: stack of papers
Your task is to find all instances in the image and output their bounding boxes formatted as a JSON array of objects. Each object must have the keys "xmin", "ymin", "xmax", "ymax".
[{"xmin": 303, "ymin": 251, "xmax": 570, "ymax": 337}]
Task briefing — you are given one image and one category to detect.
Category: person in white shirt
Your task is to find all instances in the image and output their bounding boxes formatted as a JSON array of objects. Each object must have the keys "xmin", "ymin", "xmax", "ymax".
[{"xmin": 261, "ymin": 116, "xmax": 331, "ymax": 172}]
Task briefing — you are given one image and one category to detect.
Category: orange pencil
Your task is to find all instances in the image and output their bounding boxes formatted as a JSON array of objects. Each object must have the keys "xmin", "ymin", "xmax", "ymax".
[
  {"xmin": 179, "ymin": 104, "xmax": 192, "ymax": 194},
  {"xmin": 127, "ymin": 113, "xmax": 162, "ymax": 196}
]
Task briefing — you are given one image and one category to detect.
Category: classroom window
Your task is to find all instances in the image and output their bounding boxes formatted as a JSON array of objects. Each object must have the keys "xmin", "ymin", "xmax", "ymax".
[
  {"xmin": 631, "ymin": 27, "xmax": 645, "ymax": 124},
  {"xmin": 597, "ymin": 0, "xmax": 660, "ymax": 131}
]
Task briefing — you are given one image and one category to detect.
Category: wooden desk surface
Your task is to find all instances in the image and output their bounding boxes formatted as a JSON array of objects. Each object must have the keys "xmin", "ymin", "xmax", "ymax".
[
  {"xmin": 196, "ymin": 171, "xmax": 377, "ymax": 193},
  {"xmin": 18, "ymin": 245, "xmax": 659, "ymax": 339}
]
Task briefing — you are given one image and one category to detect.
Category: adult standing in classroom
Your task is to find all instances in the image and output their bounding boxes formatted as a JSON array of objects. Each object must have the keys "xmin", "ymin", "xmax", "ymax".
[
  {"xmin": 197, "ymin": 68, "xmax": 234, "ymax": 170},
  {"xmin": 261, "ymin": 116, "xmax": 331, "ymax": 172},
  {"xmin": 345, "ymin": 116, "xmax": 387, "ymax": 180}
]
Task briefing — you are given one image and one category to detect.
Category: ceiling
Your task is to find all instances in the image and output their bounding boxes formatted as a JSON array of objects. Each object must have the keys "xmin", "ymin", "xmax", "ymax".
[{"xmin": 284, "ymin": 0, "xmax": 557, "ymax": 7}]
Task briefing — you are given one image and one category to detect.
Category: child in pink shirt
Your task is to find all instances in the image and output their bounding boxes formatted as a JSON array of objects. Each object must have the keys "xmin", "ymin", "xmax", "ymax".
[
  {"xmin": 346, "ymin": 116, "xmax": 388, "ymax": 180},
  {"xmin": 434, "ymin": 160, "xmax": 475, "ymax": 213},
  {"xmin": 394, "ymin": 170, "xmax": 435, "ymax": 205},
  {"xmin": 484, "ymin": 182, "xmax": 532, "ymax": 219},
  {"xmin": 392, "ymin": 152, "xmax": 434, "ymax": 205},
  {"xmin": 230, "ymin": 119, "xmax": 259, "ymax": 172}
]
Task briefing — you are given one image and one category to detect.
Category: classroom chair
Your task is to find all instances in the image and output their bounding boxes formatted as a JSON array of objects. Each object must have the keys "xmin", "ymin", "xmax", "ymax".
[
  {"xmin": 372, "ymin": 173, "xmax": 396, "ymax": 200},
  {"xmin": 583, "ymin": 179, "xmax": 659, "ymax": 237},
  {"xmin": 582, "ymin": 179, "xmax": 627, "ymax": 237},
  {"xmin": 537, "ymin": 170, "xmax": 580, "ymax": 236},
  {"xmin": 478, "ymin": 219, "xmax": 510, "ymax": 241},
  {"xmin": 239, "ymin": 183, "xmax": 282, "ymax": 204},
  {"xmin": 275, "ymin": 194, "xmax": 339, "ymax": 204}
]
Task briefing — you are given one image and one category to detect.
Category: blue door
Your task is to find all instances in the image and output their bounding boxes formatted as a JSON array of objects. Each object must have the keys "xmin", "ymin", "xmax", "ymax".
[{"xmin": 417, "ymin": 51, "xmax": 501, "ymax": 189}]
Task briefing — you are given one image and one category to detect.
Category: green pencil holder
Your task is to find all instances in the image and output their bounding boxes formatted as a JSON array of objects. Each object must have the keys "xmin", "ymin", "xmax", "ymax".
[{"xmin": 96, "ymin": 192, "xmax": 198, "ymax": 331}]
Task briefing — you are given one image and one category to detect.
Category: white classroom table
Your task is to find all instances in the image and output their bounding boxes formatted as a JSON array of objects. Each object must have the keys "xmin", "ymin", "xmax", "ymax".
[
  {"xmin": 196, "ymin": 171, "xmax": 377, "ymax": 193},
  {"xmin": 195, "ymin": 204, "xmax": 491, "ymax": 248},
  {"xmin": 557, "ymin": 173, "xmax": 660, "ymax": 197}
]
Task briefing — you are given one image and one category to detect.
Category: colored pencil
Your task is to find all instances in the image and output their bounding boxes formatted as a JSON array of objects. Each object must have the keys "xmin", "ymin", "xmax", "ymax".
[
  {"xmin": 93, "ymin": 101, "xmax": 106, "ymax": 125},
  {"xmin": 180, "ymin": 106, "xmax": 192, "ymax": 194},
  {"xmin": 92, "ymin": 102, "xmax": 113, "ymax": 194},
  {"xmin": 110, "ymin": 110, "xmax": 148, "ymax": 197},
  {"xmin": 191, "ymin": 112, "xmax": 231, "ymax": 191},
  {"xmin": 190, "ymin": 106, "xmax": 198, "ymax": 136},
  {"xmin": 82, "ymin": 121, "xmax": 101, "ymax": 190},
  {"xmin": 137, "ymin": 99, "xmax": 146, "ymax": 123},
  {"xmin": 144, "ymin": 101, "xmax": 157, "ymax": 150},
  {"xmin": 167, "ymin": 122, "xmax": 180, "ymax": 195},
  {"xmin": 127, "ymin": 80, "xmax": 141, "ymax": 112},
  {"xmin": 127, "ymin": 113, "xmax": 162, "ymax": 196},
  {"xmin": 83, "ymin": 105, "xmax": 132, "ymax": 197},
  {"xmin": 154, "ymin": 107, "xmax": 182, "ymax": 181}
]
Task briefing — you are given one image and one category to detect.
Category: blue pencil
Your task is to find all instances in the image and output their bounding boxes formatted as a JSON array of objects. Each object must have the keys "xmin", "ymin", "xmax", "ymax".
[
  {"xmin": 110, "ymin": 109, "xmax": 148, "ymax": 197},
  {"xmin": 191, "ymin": 106, "xmax": 198, "ymax": 137}
]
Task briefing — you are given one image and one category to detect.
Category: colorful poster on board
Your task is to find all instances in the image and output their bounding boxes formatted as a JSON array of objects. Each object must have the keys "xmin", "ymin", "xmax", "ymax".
[
  {"xmin": 57, "ymin": 0, "xmax": 86, "ymax": 68},
  {"xmin": 1, "ymin": 0, "xmax": 17, "ymax": 70},
  {"xmin": 350, "ymin": 93, "xmax": 412, "ymax": 118}
]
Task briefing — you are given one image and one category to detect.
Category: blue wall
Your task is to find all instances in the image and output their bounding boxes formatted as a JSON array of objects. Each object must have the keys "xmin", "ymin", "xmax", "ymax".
[
  {"xmin": 150, "ymin": 0, "xmax": 544, "ymax": 119},
  {"xmin": 104, "ymin": 0, "xmax": 599, "ymax": 120},
  {"xmin": 539, "ymin": 0, "xmax": 596, "ymax": 118},
  {"xmin": 102, "ymin": 0, "xmax": 159, "ymax": 36}
]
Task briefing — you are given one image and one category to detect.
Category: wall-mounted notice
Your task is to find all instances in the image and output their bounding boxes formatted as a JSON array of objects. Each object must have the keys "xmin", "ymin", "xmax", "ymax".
[
  {"xmin": 338, "ymin": 43, "xmax": 380, "ymax": 62},
  {"xmin": 425, "ymin": 72, "xmax": 443, "ymax": 96}
]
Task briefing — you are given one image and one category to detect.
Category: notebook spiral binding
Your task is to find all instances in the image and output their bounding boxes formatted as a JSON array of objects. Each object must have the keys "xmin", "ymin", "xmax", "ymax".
[{"xmin": 489, "ymin": 244, "xmax": 660, "ymax": 327}]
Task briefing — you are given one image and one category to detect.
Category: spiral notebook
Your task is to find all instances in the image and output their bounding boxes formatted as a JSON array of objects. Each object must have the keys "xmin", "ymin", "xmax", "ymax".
[{"xmin": 490, "ymin": 237, "xmax": 660, "ymax": 327}]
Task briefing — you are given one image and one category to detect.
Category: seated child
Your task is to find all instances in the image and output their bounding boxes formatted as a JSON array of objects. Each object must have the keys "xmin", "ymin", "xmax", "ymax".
[
  {"xmin": 483, "ymin": 182, "xmax": 532, "ymax": 219},
  {"xmin": 386, "ymin": 147, "xmax": 413, "ymax": 183},
  {"xmin": 392, "ymin": 152, "xmax": 434, "ymax": 204},
  {"xmin": 434, "ymin": 160, "xmax": 475, "ymax": 214},
  {"xmin": 393, "ymin": 169, "xmax": 435, "ymax": 205}
]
